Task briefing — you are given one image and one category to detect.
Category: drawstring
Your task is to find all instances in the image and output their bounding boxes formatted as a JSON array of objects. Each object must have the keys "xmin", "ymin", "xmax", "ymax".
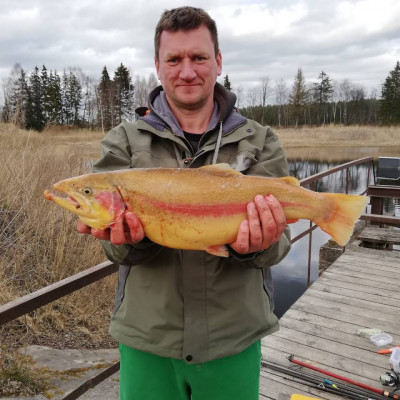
[{"xmin": 212, "ymin": 121, "xmax": 223, "ymax": 164}]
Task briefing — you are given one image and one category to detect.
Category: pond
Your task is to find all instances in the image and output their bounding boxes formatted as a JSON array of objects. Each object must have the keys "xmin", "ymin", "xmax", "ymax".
[{"xmin": 272, "ymin": 157, "xmax": 400, "ymax": 319}]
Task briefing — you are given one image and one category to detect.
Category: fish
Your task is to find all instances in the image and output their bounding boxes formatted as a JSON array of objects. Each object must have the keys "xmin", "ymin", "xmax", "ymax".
[{"xmin": 44, "ymin": 163, "xmax": 369, "ymax": 256}]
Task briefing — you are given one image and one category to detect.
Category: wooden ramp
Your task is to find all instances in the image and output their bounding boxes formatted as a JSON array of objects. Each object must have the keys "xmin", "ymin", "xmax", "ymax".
[{"xmin": 260, "ymin": 240, "xmax": 400, "ymax": 399}]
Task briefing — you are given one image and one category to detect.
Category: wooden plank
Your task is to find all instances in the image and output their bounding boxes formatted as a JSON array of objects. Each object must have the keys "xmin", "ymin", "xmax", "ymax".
[
  {"xmin": 360, "ymin": 213, "xmax": 400, "ymax": 227},
  {"xmin": 346, "ymin": 242, "xmax": 400, "ymax": 259},
  {"xmin": 281, "ymin": 308, "xmax": 374, "ymax": 337},
  {"xmin": 304, "ymin": 286, "xmax": 399, "ymax": 317},
  {"xmin": 310, "ymin": 281, "xmax": 398, "ymax": 307},
  {"xmin": 289, "ymin": 301, "xmax": 400, "ymax": 336},
  {"xmin": 330, "ymin": 256, "xmax": 400, "ymax": 276},
  {"xmin": 272, "ymin": 325, "xmax": 391, "ymax": 368},
  {"xmin": 296, "ymin": 294, "xmax": 400, "ymax": 328},
  {"xmin": 339, "ymin": 252, "xmax": 400, "ymax": 270},
  {"xmin": 331, "ymin": 259, "xmax": 400, "ymax": 279},
  {"xmin": 356, "ymin": 227, "xmax": 400, "ymax": 245},
  {"xmin": 318, "ymin": 271, "xmax": 400, "ymax": 299},
  {"xmin": 367, "ymin": 185, "xmax": 400, "ymax": 198},
  {"xmin": 321, "ymin": 265, "xmax": 398, "ymax": 288},
  {"xmin": 278, "ymin": 317, "xmax": 383, "ymax": 353}
]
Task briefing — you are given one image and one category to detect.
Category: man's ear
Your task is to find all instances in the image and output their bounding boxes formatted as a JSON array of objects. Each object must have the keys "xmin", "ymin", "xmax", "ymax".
[
  {"xmin": 155, "ymin": 57, "xmax": 160, "ymax": 79},
  {"xmin": 216, "ymin": 51, "xmax": 222, "ymax": 76}
]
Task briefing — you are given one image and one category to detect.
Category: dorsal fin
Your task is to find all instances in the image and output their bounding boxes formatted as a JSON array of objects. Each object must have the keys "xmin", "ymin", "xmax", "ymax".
[
  {"xmin": 199, "ymin": 164, "xmax": 242, "ymax": 176},
  {"xmin": 278, "ymin": 176, "xmax": 300, "ymax": 186}
]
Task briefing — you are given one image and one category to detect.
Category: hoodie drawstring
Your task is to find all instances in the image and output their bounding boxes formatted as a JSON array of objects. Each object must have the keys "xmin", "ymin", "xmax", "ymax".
[{"xmin": 212, "ymin": 121, "xmax": 223, "ymax": 165}]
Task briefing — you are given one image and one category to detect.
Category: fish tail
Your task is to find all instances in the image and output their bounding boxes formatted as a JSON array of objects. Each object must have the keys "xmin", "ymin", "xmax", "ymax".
[{"xmin": 316, "ymin": 193, "xmax": 369, "ymax": 246}]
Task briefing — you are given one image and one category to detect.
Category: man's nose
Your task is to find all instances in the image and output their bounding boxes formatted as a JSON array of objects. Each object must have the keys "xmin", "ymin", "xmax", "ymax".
[{"xmin": 179, "ymin": 59, "xmax": 196, "ymax": 80}]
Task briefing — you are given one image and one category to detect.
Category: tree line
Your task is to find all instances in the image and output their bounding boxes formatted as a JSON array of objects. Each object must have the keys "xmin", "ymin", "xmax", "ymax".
[
  {"xmin": 230, "ymin": 62, "xmax": 400, "ymax": 127},
  {"xmin": 1, "ymin": 63, "xmax": 158, "ymax": 132},
  {"xmin": 1, "ymin": 61, "xmax": 399, "ymax": 131}
]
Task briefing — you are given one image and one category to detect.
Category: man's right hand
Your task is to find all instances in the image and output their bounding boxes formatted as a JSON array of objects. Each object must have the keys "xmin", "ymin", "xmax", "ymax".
[{"xmin": 77, "ymin": 211, "xmax": 145, "ymax": 245}]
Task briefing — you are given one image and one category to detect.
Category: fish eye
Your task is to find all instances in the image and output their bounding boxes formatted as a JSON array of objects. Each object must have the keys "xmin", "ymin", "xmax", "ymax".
[{"xmin": 83, "ymin": 187, "xmax": 92, "ymax": 195}]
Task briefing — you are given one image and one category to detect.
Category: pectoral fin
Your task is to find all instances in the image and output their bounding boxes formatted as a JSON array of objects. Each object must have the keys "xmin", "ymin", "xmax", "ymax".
[{"xmin": 205, "ymin": 245, "xmax": 229, "ymax": 257}]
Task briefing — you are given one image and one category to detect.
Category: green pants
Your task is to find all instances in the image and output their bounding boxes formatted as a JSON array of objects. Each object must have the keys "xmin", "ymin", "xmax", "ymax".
[{"xmin": 119, "ymin": 341, "xmax": 261, "ymax": 400}]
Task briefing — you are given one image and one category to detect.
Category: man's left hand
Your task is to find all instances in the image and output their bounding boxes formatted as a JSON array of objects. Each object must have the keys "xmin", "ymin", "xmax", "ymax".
[{"xmin": 229, "ymin": 194, "xmax": 286, "ymax": 255}]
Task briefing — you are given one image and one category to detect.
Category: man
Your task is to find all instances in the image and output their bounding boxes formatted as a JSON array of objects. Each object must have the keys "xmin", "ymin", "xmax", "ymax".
[{"xmin": 78, "ymin": 6, "xmax": 291, "ymax": 400}]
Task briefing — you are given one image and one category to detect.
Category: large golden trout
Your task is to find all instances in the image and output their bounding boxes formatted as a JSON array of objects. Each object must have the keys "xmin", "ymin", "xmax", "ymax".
[{"xmin": 44, "ymin": 164, "xmax": 368, "ymax": 255}]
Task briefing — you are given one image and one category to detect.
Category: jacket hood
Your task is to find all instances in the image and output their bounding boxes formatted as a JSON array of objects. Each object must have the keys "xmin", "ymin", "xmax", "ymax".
[{"xmin": 142, "ymin": 83, "xmax": 246, "ymax": 137}]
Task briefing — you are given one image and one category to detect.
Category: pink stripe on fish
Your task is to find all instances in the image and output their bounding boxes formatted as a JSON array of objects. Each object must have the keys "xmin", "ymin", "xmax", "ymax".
[
  {"xmin": 138, "ymin": 198, "xmax": 312, "ymax": 218},
  {"xmin": 143, "ymin": 197, "xmax": 248, "ymax": 217}
]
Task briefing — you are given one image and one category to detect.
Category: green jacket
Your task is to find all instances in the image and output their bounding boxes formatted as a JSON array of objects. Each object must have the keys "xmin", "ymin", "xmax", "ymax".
[{"xmin": 94, "ymin": 84, "xmax": 291, "ymax": 364}]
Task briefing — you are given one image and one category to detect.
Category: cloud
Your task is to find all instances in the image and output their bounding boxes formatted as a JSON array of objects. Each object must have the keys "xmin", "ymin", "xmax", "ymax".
[{"xmin": 0, "ymin": 0, "xmax": 399, "ymax": 105}]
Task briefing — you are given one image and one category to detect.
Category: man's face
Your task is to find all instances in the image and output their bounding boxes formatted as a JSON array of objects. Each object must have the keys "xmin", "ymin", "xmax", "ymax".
[{"xmin": 155, "ymin": 25, "xmax": 222, "ymax": 112}]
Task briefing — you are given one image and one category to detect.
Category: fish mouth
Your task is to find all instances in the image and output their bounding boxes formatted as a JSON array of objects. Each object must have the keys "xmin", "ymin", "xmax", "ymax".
[
  {"xmin": 44, "ymin": 189, "xmax": 91, "ymax": 217},
  {"xmin": 44, "ymin": 184, "xmax": 116, "ymax": 230}
]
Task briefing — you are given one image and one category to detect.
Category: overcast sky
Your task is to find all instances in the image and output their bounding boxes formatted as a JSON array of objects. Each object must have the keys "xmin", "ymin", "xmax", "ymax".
[{"xmin": 1, "ymin": 0, "xmax": 399, "ymax": 106}]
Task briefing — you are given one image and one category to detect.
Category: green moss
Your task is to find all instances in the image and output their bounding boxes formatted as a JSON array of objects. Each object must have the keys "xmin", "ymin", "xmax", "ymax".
[{"xmin": 0, "ymin": 348, "xmax": 52, "ymax": 397}]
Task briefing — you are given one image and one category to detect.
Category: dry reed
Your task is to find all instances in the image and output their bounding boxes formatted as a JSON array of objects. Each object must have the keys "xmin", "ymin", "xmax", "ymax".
[
  {"xmin": 0, "ymin": 123, "xmax": 116, "ymax": 349},
  {"xmin": 276, "ymin": 124, "xmax": 400, "ymax": 147}
]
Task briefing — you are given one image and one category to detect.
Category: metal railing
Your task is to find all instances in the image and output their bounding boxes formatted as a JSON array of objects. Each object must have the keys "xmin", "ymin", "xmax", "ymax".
[
  {"xmin": 291, "ymin": 156, "xmax": 375, "ymax": 287},
  {"xmin": 0, "ymin": 156, "xmax": 378, "ymax": 399}
]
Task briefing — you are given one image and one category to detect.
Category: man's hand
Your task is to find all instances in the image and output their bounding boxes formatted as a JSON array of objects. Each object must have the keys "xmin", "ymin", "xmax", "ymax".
[
  {"xmin": 229, "ymin": 194, "xmax": 286, "ymax": 255},
  {"xmin": 77, "ymin": 211, "xmax": 145, "ymax": 245}
]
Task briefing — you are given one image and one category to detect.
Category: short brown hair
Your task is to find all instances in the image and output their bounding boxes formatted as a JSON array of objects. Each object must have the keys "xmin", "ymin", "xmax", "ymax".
[{"xmin": 154, "ymin": 6, "xmax": 219, "ymax": 60}]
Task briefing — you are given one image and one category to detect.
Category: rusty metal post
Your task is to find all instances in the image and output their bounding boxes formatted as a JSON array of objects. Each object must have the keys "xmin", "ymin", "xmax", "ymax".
[
  {"xmin": 307, "ymin": 182, "xmax": 315, "ymax": 288},
  {"xmin": 307, "ymin": 220, "xmax": 313, "ymax": 288}
]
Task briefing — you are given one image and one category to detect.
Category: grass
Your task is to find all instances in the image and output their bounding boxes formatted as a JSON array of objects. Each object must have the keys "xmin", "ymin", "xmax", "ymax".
[{"xmin": 0, "ymin": 347, "xmax": 52, "ymax": 397}]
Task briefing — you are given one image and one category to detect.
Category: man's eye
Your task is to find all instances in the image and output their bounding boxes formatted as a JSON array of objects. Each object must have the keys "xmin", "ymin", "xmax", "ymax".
[
  {"xmin": 167, "ymin": 58, "xmax": 178, "ymax": 64},
  {"xmin": 194, "ymin": 56, "xmax": 206, "ymax": 62}
]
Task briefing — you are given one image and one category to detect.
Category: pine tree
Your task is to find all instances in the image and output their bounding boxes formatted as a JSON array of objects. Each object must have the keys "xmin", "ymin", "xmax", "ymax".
[
  {"xmin": 41, "ymin": 65, "xmax": 49, "ymax": 124},
  {"xmin": 380, "ymin": 61, "xmax": 400, "ymax": 124},
  {"xmin": 113, "ymin": 63, "xmax": 134, "ymax": 123},
  {"xmin": 97, "ymin": 66, "xmax": 114, "ymax": 131},
  {"xmin": 9, "ymin": 67, "xmax": 29, "ymax": 127},
  {"xmin": 313, "ymin": 71, "xmax": 333, "ymax": 124},
  {"xmin": 289, "ymin": 68, "xmax": 308, "ymax": 127},
  {"xmin": 61, "ymin": 70, "xmax": 70, "ymax": 125},
  {"xmin": 223, "ymin": 74, "xmax": 232, "ymax": 91},
  {"xmin": 68, "ymin": 72, "xmax": 82, "ymax": 126},
  {"xmin": 47, "ymin": 70, "xmax": 63, "ymax": 124},
  {"xmin": 25, "ymin": 66, "xmax": 45, "ymax": 130}
]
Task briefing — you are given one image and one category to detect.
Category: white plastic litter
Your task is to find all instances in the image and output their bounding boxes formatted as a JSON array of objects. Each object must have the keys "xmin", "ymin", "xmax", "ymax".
[
  {"xmin": 370, "ymin": 332, "xmax": 393, "ymax": 347},
  {"xmin": 390, "ymin": 348, "xmax": 400, "ymax": 373}
]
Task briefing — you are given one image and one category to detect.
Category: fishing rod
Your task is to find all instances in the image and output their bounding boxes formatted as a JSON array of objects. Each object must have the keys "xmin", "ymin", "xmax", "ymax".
[
  {"xmin": 262, "ymin": 360, "xmax": 386, "ymax": 400},
  {"xmin": 281, "ymin": 373, "xmax": 375, "ymax": 400},
  {"xmin": 288, "ymin": 355, "xmax": 400, "ymax": 400}
]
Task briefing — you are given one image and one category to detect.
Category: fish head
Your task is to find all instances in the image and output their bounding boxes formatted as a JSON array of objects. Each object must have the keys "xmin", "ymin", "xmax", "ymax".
[{"xmin": 44, "ymin": 173, "xmax": 125, "ymax": 230}]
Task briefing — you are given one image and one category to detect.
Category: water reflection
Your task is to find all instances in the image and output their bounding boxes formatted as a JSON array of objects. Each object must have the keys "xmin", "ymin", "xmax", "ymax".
[{"xmin": 272, "ymin": 158, "xmax": 399, "ymax": 319}]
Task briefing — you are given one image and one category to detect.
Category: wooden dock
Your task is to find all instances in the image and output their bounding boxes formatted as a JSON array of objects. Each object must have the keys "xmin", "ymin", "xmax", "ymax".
[{"xmin": 260, "ymin": 228, "xmax": 400, "ymax": 399}]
